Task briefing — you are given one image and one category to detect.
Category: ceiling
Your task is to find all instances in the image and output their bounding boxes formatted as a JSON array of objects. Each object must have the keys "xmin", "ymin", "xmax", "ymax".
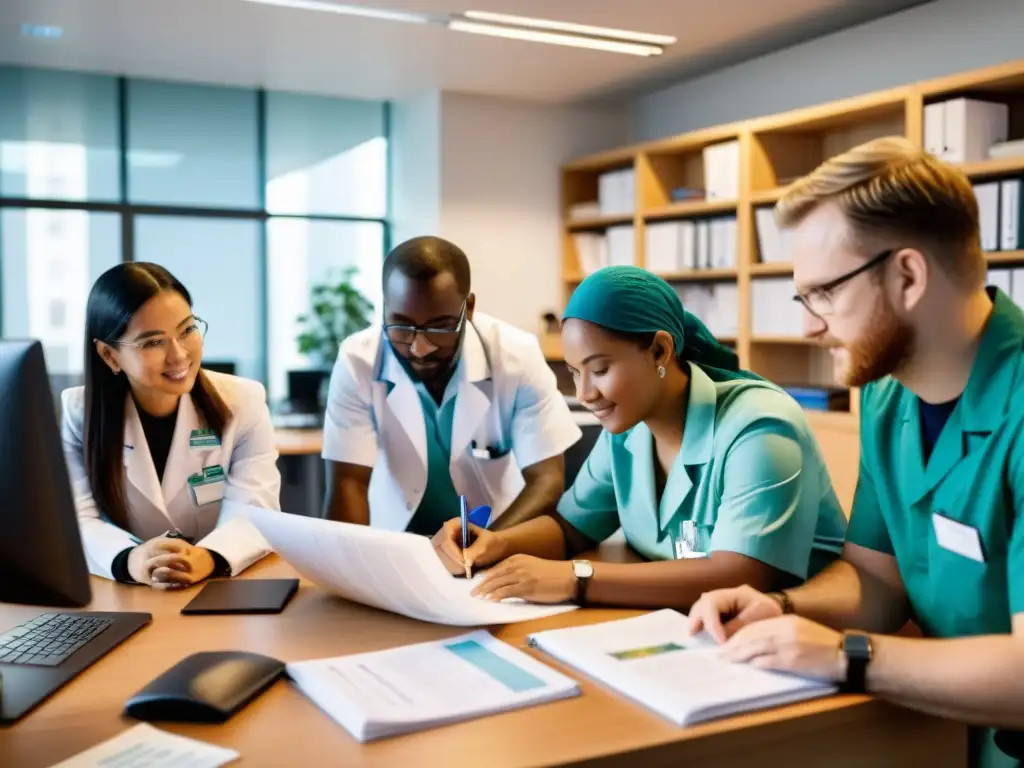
[{"xmin": 1, "ymin": 0, "xmax": 930, "ymax": 103}]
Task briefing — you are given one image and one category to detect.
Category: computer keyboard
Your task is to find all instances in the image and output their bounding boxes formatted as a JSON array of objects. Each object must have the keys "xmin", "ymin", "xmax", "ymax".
[{"xmin": 0, "ymin": 613, "xmax": 114, "ymax": 667}]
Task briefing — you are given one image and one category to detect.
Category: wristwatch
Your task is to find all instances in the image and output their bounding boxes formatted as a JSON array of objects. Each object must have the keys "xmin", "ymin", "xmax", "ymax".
[
  {"xmin": 839, "ymin": 631, "xmax": 873, "ymax": 694},
  {"xmin": 572, "ymin": 560, "xmax": 594, "ymax": 605},
  {"xmin": 767, "ymin": 590, "xmax": 794, "ymax": 614}
]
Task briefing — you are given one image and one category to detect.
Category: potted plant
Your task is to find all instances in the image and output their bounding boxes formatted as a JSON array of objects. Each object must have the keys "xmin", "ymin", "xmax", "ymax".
[{"xmin": 295, "ymin": 266, "xmax": 375, "ymax": 369}]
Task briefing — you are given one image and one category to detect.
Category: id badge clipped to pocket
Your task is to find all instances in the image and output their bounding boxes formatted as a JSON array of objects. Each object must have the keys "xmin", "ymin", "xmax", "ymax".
[{"xmin": 188, "ymin": 465, "xmax": 226, "ymax": 507}]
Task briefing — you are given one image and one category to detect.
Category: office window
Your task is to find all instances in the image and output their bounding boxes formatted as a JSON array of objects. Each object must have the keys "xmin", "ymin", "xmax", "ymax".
[
  {"xmin": 134, "ymin": 216, "xmax": 264, "ymax": 381},
  {"xmin": 127, "ymin": 81, "xmax": 259, "ymax": 208},
  {"xmin": 1, "ymin": 209, "xmax": 121, "ymax": 375},
  {"xmin": 0, "ymin": 67, "xmax": 120, "ymax": 202},
  {"xmin": 266, "ymin": 218, "xmax": 384, "ymax": 401},
  {"xmin": 265, "ymin": 92, "xmax": 386, "ymax": 218}
]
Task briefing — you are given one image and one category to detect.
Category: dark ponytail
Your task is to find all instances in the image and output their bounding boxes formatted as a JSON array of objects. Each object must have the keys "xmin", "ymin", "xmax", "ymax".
[{"xmin": 83, "ymin": 263, "xmax": 230, "ymax": 529}]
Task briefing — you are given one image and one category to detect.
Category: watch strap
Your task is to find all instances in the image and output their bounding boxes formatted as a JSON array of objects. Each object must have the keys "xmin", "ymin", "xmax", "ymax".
[
  {"xmin": 768, "ymin": 590, "xmax": 795, "ymax": 614},
  {"xmin": 839, "ymin": 631, "xmax": 872, "ymax": 694},
  {"xmin": 573, "ymin": 561, "xmax": 592, "ymax": 606}
]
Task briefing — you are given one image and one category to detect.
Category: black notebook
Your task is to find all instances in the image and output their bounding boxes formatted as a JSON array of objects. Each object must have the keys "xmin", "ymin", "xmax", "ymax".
[{"xmin": 181, "ymin": 578, "xmax": 299, "ymax": 615}]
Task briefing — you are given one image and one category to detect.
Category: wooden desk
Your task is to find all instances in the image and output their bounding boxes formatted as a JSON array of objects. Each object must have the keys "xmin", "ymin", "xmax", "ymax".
[
  {"xmin": 274, "ymin": 428, "xmax": 323, "ymax": 457},
  {"xmin": 0, "ymin": 555, "xmax": 966, "ymax": 768}
]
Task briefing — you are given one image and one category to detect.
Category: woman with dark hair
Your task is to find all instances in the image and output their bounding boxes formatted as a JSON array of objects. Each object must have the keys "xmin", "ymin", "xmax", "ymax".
[
  {"xmin": 61, "ymin": 263, "xmax": 281, "ymax": 588},
  {"xmin": 434, "ymin": 266, "xmax": 847, "ymax": 608}
]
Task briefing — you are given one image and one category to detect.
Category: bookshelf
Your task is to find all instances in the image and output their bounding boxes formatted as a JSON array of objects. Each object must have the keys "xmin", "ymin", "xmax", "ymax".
[{"xmin": 558, "ymin": 59, "xmax": 1024, "ymax": 512}]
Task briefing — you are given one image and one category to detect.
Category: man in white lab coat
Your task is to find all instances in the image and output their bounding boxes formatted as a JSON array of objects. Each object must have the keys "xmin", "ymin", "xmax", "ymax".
[{"xmin": 322, "ymin": 236, "xmax": 581, "ymax": 535}]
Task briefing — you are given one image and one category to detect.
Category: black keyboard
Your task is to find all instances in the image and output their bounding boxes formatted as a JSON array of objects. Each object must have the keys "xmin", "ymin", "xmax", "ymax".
[{"xmin": 0, "ymin": 613, "xmax": 114, "ymax": 667}]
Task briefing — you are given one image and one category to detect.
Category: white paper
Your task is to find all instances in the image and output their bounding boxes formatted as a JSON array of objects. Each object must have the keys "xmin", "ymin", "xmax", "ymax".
[
  {"xmin": 48, "ymin": 723, "xmax": 238, "ymax": 768},
  {"xmin": 236, "ymin": 503, "xmax": 578, "ymax": 626},
  {"xmin": 528, "ymin": 610, "xmax": 834, "ymax": 727},
  {"xmin": 288, "ymin": 630, "xmax": 579, "ymax": 741},
  {"xmin": 932, "ymin": 513, "xmax": 986, "ymax": 563}
]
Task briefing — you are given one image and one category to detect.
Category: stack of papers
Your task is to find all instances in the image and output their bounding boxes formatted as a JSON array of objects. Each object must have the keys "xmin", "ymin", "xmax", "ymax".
[
  {"xmin": 288, "ymin": 630, "xmax": 579, "ymax": 742},
  {"xmin": 237, "ymin": 504, "xmax": 578, "ymax": 626},
  {"xmin": 527, "ymin": 610, "xmax": 835, "ymax": 727}
]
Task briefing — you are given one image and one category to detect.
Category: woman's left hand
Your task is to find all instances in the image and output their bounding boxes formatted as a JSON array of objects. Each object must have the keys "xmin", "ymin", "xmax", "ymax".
[
  {"xmin": 471, "ymin": 555, "xmax": 576, "ymax": 604},
  {"xmin": 149, "ymin": 546, "xmax": 216, "ymax": 590}
]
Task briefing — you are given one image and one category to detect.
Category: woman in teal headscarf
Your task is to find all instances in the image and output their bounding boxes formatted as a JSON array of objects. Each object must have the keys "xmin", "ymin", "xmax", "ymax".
[{"xmin": 433, "ymin": 266, "xmax": 847, "ymax": 607}]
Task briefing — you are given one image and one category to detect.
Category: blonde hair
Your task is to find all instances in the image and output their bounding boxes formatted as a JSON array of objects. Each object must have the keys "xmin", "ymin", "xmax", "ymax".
[{"xmin": 776, "ymin": 136, "xmax": 984, "ymax": 286}]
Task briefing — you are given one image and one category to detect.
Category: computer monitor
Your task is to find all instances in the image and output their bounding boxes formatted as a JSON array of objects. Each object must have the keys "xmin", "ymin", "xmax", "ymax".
[
  {"xmin": 287, "ymin": 369, "xmax": 329, "ymax": 414},
  {"xmin": 0, "ymin": 340, "xmax": 91, "ymax": 607},
  {"xmin": 202, "ymin": 359, "xmax": 236, "ymax": 375}
]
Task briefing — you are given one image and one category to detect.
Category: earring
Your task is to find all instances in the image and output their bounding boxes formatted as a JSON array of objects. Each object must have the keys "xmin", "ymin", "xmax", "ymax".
[{"xmin": 657, "ymin": 365, "xmax": 666, "ymax": 379}]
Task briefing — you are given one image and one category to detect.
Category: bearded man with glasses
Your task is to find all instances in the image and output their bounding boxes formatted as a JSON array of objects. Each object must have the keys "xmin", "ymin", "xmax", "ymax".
[
  {"xmin": 321, "ymin": 236, "xmax": 581, "ymax": 538},
  {"xmin": 689, "ymin": 136, "xmax": 1024, "ymax": 768}
]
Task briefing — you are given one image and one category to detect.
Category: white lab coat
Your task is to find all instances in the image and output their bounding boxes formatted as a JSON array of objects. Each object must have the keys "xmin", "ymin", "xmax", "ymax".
[
  {"xmin": 322, "ymin": 312, "xmax": 582, "ymax": 531},
  {"xmin": 61, "ymin": 371, "xmax": 281, "ymax": 580}
]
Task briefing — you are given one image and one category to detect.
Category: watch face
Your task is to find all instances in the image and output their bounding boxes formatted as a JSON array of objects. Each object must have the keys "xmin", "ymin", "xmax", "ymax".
[
  {"xmin": 843, "ymin": 632, "xmax": 872, "ymax": 658},
  {"xmin": 573, "ymin": 560, "xmax": 594, "ymax": 579}
]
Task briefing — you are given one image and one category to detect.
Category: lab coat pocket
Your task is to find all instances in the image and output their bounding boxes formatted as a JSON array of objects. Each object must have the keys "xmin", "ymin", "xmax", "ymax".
[{"xmin": 469, "ymin": 451, "xmax": 522, "ymax": 509}]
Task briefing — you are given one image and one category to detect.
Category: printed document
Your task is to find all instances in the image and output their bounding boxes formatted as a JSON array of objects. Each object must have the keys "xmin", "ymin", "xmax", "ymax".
[
  {"xmin": 237, "ymin": 503, "xmax": 577, "ymax": 626},
  {"xmin": 528, "ymin": 609, "xmax": 835, "ymax": 726},
  {"xmin": 287, "ymin": 630, "xmax": 579, "ymax": 741},
  {"xmin": 49, "ymin": 723, "xmax": 238, "ymax": 768}
]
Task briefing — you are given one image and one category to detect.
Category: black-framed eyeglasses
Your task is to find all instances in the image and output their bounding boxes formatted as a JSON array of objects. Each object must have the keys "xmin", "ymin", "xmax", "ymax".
[
  {"xmin": 792, "ymin": 249, "xmax": 893, "ymax": 319},
  {"xmin": 384, "ymin": 302, "xmax": 467, "ymax": 347},
  {"xmin": 101, "ymin": 317, "xmax": 209, "ymax": 354}
]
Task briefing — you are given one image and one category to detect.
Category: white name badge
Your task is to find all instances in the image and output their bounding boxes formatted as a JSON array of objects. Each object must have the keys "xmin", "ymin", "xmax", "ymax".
[
  {"xmin": 932, "ymin": 513, "xmax": 985, "ymax": 563},
  {"xmin": 188, "ymin": 466, "xmax": 226, "ymax": 507}
]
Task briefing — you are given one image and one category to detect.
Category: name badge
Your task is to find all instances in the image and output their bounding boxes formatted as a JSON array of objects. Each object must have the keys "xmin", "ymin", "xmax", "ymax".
[
  {"xmin": 189, "ymin": 428, "xmax": 221, "ymax": 450},
  {"xmin": 188, "ymin": 465, "xmax": 226, "ymax": 507},
  {"xmin": 932, "ymin": 513, "xmax": 985, "ymax": 563}
]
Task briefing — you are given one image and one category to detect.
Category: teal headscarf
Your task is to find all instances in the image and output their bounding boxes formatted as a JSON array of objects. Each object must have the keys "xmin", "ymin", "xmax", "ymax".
[{"xmin": 563, "ymin": 266, "xmax": 762, "ymax": 382}]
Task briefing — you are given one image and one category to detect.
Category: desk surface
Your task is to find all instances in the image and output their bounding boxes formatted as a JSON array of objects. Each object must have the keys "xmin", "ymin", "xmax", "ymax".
[{"xmin": 0, "ymin": 552, "xmax": 965, "ymax": 768}]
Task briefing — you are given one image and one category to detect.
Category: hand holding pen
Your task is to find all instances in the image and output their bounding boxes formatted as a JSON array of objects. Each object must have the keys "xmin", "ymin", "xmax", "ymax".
[{"xmin": 431, "ymin": 505, "xmax": 506, "ymax": 578}]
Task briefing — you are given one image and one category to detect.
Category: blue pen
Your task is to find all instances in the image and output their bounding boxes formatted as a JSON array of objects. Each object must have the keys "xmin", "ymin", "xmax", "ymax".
[{"xmin": 459, "ymin": 495, "xmax": 472, "ymax": 579}]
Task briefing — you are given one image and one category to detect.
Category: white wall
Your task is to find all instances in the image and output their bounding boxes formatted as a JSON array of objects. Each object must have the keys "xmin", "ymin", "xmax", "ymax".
[
  {"xmin": 634, "ymin": 0, "xmax": 1024, "ymax": 141},
  {"xmin": 439, "ymin": 92, "xmax": 629, "ymax": 333},
  {"xmin": 390, "ymin": 90, "xmax": 442, "ymax": 245}
]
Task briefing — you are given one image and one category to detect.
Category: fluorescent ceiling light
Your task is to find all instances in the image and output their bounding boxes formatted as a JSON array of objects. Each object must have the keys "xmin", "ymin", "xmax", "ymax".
[
  {"xmin": 462, "ymin": 10, "xmax": 675, "ymax": 45},
  {"xmin": 235, "ymin": 0, "xmax": 429, "ymax": 24},
  {"xmin": 20, "ymin": 23, "xmax": 63, "ymax": 40},
  {"xmin": 447, "ymin": 20, "xmax": 664, "ymax": 56}
]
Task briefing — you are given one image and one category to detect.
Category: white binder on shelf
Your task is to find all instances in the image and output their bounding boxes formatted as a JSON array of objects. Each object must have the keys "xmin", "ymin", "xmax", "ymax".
[
  {"xmin": 1013, "ymin": 269, "xmax": 1024, "ymax": 310},
  {"xmin": 974, "ymin": 182, "xmax": 1000, "ymax": 252},
  {"xmin": 1000, "ymin": 178, "xmax": 1022, "ymax": 251},
  {"xmin": 696, "ymin": 221, "xmax": 710, "ymax": 269},
  {"xmin": 645, "ymin": 222, "xmax": 682, "ymax": 274},
  {"xmin": 606, "ymin": 225, "xmax": 636, "ymax": 267},
  {"xmin": 679, "ymin": 221, "xmax": 696, "ymax": 270},
  {"xmin": 924, "ymin": 98, "xmax": 1008, "ymax": 164},
  {"xmin": 702, "ymin": 141, "xmax": 740, "ymax": 200}
]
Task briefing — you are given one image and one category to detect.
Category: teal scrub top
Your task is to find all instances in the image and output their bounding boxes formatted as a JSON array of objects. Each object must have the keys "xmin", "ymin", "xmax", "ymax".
[
  {"xmin": 847, "ymin": 288, "xmax": 1024, "ymax": 768},
  {"xmin": 557, "ymin": 362, "xmax": 848, "ymax": 580},
  {"xmin": 404, "ymin": 376, "xmax": 461, "ymax": 536}
]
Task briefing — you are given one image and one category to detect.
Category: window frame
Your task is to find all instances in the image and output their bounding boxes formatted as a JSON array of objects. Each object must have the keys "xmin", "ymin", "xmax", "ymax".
[{"xmin": 0, "ymin": 71, "xmax": 392, "ymax": 387}]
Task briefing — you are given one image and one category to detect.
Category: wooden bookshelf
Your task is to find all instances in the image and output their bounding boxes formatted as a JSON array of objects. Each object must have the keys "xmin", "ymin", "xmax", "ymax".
[
  {"xmin": 655, "ymin": 268, "xmax": 737, "ymax": 282},
  {"xmin": 750, "ymin": 262, "xmax": 793, "ymax": 275},
  {"xmin": 558, "ymin": 60, "xmax": 1024, "ymax": 511},
  {"xmin": 644, "ymin": 199, "xmax": 737, "ymax": 221},
  {"xmin": 957, "ymin": 156, "xmax": 1024, "ymax": 180}
]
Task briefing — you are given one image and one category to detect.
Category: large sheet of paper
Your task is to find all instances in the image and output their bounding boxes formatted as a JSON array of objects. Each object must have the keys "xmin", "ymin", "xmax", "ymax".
[
  {"xmin": 528, "ymin": 609, "xmax": 835, "ymax": 726},
  {"xmin": 49, "ymin": 723, "xmax": 238, "ymax": 768},
  {"xmin": 288, "ymin": 630, "xmax": 579, "ymax": 742},
  {"xmin": 237, "ymin": 503, "xmax": 577, "ymax": 626}
]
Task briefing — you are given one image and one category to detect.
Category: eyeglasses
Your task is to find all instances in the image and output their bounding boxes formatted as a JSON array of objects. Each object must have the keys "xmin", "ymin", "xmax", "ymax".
[
  {"xmin": 105, "ymin": 317, "xmax": 209, "ymax": 354},
  {"xmin": 792, "ymin": 249, "xmax": 894, "ymax": 319},
  {"xmin": 384, "ymin": 302, "xmax": 466, "ymax": 347}
]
